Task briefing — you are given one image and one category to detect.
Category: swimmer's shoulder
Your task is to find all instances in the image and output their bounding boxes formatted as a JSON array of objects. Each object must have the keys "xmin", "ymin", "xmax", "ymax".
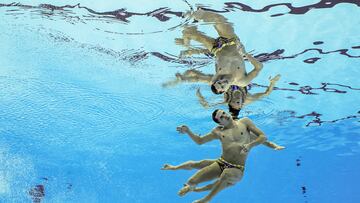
[
  {"xmin": 237, "ymin": 117, "xmax": 253, "ymax": 126},
  {"xmin": 211, "ymin": 126, "xmax": 225, "ymax": 137}
]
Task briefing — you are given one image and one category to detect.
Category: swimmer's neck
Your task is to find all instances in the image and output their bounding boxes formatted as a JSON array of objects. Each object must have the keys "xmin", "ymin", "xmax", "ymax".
[
  {"xmin": 223, "ymin": 120, "xmax": 236, "ymax": 129},
  {"xmin": 212, "ymin": 73, "xmax": 233, "ymax": 83}
]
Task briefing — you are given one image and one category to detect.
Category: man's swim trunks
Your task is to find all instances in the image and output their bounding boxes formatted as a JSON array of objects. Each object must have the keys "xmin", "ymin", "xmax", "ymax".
[
  {"xmin": 211, "ymin": 37, "xmax": 239, "ymax": 56},
  {"xmin": 216, "ymin": 157, "xmax": 244, "ymax": 172}
]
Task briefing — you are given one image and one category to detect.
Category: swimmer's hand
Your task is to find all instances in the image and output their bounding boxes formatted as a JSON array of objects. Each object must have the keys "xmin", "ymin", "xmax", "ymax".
[
  {"xmin": 177, "ymin": 125, "xmax": 190, "ymax": 134},
  {"xmin": 275, "ymin": 146, "xmax": 285, "ymax": 150}
]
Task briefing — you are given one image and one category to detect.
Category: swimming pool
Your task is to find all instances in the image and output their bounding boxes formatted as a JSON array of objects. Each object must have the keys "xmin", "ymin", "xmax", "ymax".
[{"xmin": 0, "ymin": 0, "xmax": 359, "ymax": 202}]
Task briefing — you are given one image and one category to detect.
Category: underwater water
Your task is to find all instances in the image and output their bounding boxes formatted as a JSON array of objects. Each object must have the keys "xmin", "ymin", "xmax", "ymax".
[{"xmin": 0, "ymin": 0, "xmax": 359, "ymax": 202}]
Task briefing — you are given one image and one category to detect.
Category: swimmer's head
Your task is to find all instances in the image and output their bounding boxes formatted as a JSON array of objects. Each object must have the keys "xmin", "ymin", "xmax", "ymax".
[
  {"xmin": 225, "ymin": 85, "xmax": 247, "ymax": 111},
  {"xmin": 211, "ymin": 79, "xmax": 229, "ymax": 94},
  {"xmin": 212, "ymin": 109, "xmax": 232, "ymax": 126}
]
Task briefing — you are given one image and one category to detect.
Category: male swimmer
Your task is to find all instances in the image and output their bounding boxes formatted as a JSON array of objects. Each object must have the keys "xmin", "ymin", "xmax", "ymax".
[{"xmin": 163, "ymin": 109, "xmax": 284, "ymax": 203}]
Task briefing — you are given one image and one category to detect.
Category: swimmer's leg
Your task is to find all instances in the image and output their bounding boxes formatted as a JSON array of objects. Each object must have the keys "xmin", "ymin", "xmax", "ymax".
[
  {"xmin": 162, "ymin": 159, "xmax": 216, "ymax": 170},
  {"xmin": 162, "ymin": 69, "xmax": 213, "ymax": 88},
  {"xmin": 238, "ymin": 53, "xmax": 263, "ymax": 87},
  {"xmin": 190, "ymin": 9, "xmax": 237, "ymax": 39},
  {"xmin": 178, "ymin": 162, "xmax": 221, "ymax": 196},
  {"xmin": 244, "ymin": 74, "xmax": 281, "ymax": 105},
  {"xmin": 193, "ymin": 168, "xmax": 244, "ymax": 203},
  {"xmin": 179, "ymin": 48, "xmax": 209, "ymax": 58},
  {"xmin": 176, "ymin": 26, "xmax": 215, "ymax": 51},
  {"xmin": 193, "ymin": 180, "xmax": 219, "ymax": 192}
]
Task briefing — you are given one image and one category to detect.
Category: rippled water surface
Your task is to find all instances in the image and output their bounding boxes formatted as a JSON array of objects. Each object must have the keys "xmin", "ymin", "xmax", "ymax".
[{"xmin": 0, "ymin": 0, "xmax": 359, "ymax": 202}]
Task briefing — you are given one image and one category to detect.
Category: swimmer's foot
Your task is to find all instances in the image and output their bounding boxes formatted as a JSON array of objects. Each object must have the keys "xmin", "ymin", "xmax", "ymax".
[
  {"xmin": 161, "ymin": 164, "xmax": 177, "ymax": 170},
  {"xmin": 178, "ymin": 184, "xmax": 192, "ymax": 196},
  {"xmin": 175, "ymin": 38, "xmax": 190, "ymax": 47},
  {"xmin": 275, "ymin": 146, "xmax": 285, "ymax": 150},
  {"xmin": 193, "ymin": 198, "xmax": 209, "ymax": 203}
]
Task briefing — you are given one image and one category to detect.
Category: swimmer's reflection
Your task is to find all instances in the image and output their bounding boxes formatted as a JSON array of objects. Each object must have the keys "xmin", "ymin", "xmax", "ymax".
[
  {"xmin": 162, "ymin": 109, "xmax": 284, "ymax": 203},
  {"xmin": 197, "ymin": 74, "xmax": 281, "ymax": 118},
  {"xmin": 163, "ymin": 9, "xmax": 263, "ymax": 92}
]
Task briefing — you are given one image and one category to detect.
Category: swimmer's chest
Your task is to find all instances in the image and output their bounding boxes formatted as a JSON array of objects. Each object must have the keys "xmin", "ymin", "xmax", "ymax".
[{"xmin": 219, "ymin": 122, "xmax": 250, "ymax": 144}]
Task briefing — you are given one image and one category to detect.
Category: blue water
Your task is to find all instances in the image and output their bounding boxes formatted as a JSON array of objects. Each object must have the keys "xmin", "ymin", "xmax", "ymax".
[{"xmin": 0, "ymin": 0, "xmax": 359, "ymax": 202}]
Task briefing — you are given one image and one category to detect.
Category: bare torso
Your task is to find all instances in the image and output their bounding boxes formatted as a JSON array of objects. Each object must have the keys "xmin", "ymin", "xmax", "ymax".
[{"xmin": 214, "ymin": 119, "xmax": 252, "ymax": 166}]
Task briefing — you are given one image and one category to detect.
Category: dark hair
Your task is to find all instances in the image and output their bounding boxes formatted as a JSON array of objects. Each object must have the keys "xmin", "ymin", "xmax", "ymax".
[
  {"xmin": 212, "ymin": 109, "xmax": 221, "ymax": 123},
  {"xmin": 211, "ymin": 84, "xmax": 223, "ymax": 94},
  {"xmin": 228, "ymin": 104, "xmax": 240, "ymax": 120}
]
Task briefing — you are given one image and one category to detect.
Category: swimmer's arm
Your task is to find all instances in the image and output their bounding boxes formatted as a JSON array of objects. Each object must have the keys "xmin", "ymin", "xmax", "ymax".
[
  {"xmin": 196, "ymin": 88, "xmax": 226, "ymax": 108},
  {"xmin": 242, "ymin": 117, "xmax": 267, "ymax": 148},
  {"xmin": 250, "ymin": 132, "xmax": 281, "ymax": 149},
  {"xmin": 240, "ymin": 53, "xmax": 263, "ymax": 87},
  {"xmin": 186, "ymin": 129, "xmax": 219, "ymax": 145},
  {"xmin": 262, "ymin": 141, "xmax": 285, "ymax": 150},
  {"xmin": 245, "ymin": 91, "xmax": 270, "ymax": 105},
  {"xmin": 244, "ymin": 74, "xmax": 280, "ymax": 106}
]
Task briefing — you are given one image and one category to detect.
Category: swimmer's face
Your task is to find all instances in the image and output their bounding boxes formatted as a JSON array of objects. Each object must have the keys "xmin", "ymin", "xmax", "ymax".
[
  {"xmin": 228, "ymin": 90, "xmax": 245, "ymax": 110},
  {"xmin": 213, "ymin": 79, "xmax": 229, "ymax": 93},
  {"xmin": 215, "ymin": 110, "xmax": 232, "ymax": 126}
]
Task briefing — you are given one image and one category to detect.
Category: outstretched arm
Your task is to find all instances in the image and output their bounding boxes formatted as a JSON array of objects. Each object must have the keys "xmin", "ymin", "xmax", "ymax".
[
  {"xmin": 239, "ymin": 53, "xmax": 263, "ymax": 87},
  {"xmin": 176, "ymin": 125, "xmax": 219, "ymax": 145},
  {"xmin": 262, "ymin": 141, "xmax": 285, "ymax": 150},
  {"xmin": 244, "ymin": 74, "xmax": 281, "ymax": 106},
  {"xmin": 196, "ymin": 88, "xmax": 226, "ymax": 108},
  {"xmin": 249, "ymin": 131, "xmax": 285, "ymax": 150}
]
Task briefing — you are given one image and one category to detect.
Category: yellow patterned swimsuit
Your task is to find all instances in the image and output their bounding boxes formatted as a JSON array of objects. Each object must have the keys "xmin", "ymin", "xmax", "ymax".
[
  {"xmin": 211, "ymin": 36, "xmax": 240, "ymax": 56},
  {"xmin": 216, "ymin": 157, "xmax": 245, "ymax": 172}
]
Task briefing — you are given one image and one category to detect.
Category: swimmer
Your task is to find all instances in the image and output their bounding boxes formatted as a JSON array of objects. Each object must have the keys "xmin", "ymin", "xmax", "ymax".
[
  {"xmin": 163, "ymin": 9, "xmax": 263, "ymax": 93},
  {"xmin": 196, "ymin": 74, "xmax": 281, "ymax": 117},
  {"xmin": 162, "ymin": 135, "xmax": 284, "ymax": 170},
  {"xmin": 164, "ymin": 109, "xmax": 282, "ymax": 203}
]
